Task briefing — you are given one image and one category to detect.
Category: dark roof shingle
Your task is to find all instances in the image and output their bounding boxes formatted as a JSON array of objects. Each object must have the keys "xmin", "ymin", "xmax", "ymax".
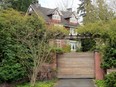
[{"xmin": 29, "ymin": 4, "xmax": 78, "ymax": 27}]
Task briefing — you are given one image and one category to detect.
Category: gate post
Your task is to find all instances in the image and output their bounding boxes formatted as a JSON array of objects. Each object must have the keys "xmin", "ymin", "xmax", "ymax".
[{"xmin": 94, "ymin": 51, "xmax": 105, "ymax": 80}]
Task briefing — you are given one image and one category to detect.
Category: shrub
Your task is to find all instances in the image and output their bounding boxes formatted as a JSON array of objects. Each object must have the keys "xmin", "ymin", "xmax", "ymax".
[
  {"xmin": 105, "ymin": 72, "xmax": 116, "ymax": 87},
  {"xmin": 101, "ymin": 45, "xmax": 116, "ymax": 69},
  {"xmin": 53, "ymin": 48, "xmax": 64, "ymax": 54},
  {"xmin": 95, "ymin": 80, "xmax": 105, "ymax": 87},
  {"xmin": 81, "ymin": 38, "xmax": 96, "ymax": 52},
  {"xmin": 62, "ymin": 45, "xmax": 71, "ymax": 53},
  {"xmin": 0, "ymin": 9, "xmax": 45, "ymax": 83}
]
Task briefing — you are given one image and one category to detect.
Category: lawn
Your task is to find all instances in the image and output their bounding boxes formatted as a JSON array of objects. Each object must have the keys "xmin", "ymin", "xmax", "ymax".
[{"xmin": 16, "ymin": 80, "xmax": 56, "ymax": 87}]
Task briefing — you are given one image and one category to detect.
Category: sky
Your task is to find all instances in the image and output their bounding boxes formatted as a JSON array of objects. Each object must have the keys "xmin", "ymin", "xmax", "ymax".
[
  {"xmin": 39, "ymin": 0, "xmax": 82, "ymax": 22},
  {"xmin": 39, "ymin": 0, "xmax": 81, "ymax": 11},
  {"xmin": 39, "ymin": 0, "xmax": 116, "ymax": 23}
]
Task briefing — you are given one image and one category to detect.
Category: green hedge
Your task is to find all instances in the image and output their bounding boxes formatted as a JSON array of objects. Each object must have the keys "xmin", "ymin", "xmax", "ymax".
[
  {"xmin": 105, "ymin": 72, "xmax": 116, "ymax": 87},
  {"xmin": 96, "ymin": 72, "xmax": 116, "ymax": 87},
  {"xmin": 81, "ymin": 38, "xmax": 96, "ymax": 52},
  {"xmin": 95, "ymin": 80, "xmax": 105, "ymax": 87},
  {"xmin": 101, "ymin": 45, "xmax": 116, "ymax": 69},
  {"xmin": 0, "ymin": 9, "xmax": 44, "ymax": 83}
]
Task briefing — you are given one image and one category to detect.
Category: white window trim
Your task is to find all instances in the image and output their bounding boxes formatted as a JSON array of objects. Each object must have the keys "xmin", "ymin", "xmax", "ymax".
[
  {"xmin": 29, "ymin": 7, "xmax": 32, "ymax": 12},
  {"xmin": 70, "ymin": 15, "xmax": 77, "ymax": 23},
  {"xmin": 69, "ymin": 28, "xmax": 77, "ymax": 35},
  {"xmin": 52, "ymin": 15, "xmax": 61, "ymax": 20},
  {"xmin": 52, "ymin": 11, "xmax": 61, "ymax": 20}
]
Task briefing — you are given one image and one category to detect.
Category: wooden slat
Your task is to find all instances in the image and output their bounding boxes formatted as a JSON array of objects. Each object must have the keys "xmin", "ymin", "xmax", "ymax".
[{"xmin": 57, "ymin": 52, "xmax": 95, "ymax": 78}]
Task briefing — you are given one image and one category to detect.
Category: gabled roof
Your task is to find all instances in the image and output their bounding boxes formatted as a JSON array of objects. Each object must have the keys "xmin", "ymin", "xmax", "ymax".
[
  {"xmin": 30, "ymin": 4, "xmax": 52, "ymax": 22},
  {"xmin": 28, "ymin": 3, "xmax": 78, "ymax": 27}
]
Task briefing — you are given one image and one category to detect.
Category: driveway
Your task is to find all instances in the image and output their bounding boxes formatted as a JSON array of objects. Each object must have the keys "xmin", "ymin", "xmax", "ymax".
[{"xmin": 54, "ymin": 79, "xmax": 95, "ymax": 87}]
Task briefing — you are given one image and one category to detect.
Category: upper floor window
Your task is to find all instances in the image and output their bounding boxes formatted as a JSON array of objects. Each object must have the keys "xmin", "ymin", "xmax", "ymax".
[
  {"xmin": 29, "ymin": 7, "xmax": 32, "ymax": 12},
  {"xmin": 69, "ymin": 28, "xmax": 77, "ymax": 35},
  {"xmin": 52, "ymin": 11, "xmax": 61, "ymax": 21},
  {"xmin": 70, "ymin": 15, "xmax": 77, "ymax": 23},
  {"xmin": 52, "ymin": 15, "xmax": 61, "ymax": 20}
]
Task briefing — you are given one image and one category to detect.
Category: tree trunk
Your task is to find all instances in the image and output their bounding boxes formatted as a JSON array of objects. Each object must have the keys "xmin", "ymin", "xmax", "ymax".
[{"xmin": 30, "ymin": 67, "xmax": 38, "ymax": 87}]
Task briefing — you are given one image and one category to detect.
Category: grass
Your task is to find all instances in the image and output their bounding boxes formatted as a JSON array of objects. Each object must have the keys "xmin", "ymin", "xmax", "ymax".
[
  {"xmin": 16, "ymin": 79, "xmax": 56, "ymax": 87},
  {"xmin": 95, "ymin": 80, "xmax": 105, "ymax": 87}
]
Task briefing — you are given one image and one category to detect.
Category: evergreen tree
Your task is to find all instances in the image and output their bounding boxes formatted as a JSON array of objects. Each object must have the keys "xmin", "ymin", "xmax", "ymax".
[
  {"xmin": 95, "ymin": 0, "xmax": 115, "ymax": 21},
  {"xmin": 77, "ymin": 0, "xmax": 115, "ymax": 24},
  {"xmin": 77, "ymin": 0, "xmax": 96, "ymax": 24},
  {"xmin": 0, "ymin": 0, "xmax": 38, "ymax": 12}
]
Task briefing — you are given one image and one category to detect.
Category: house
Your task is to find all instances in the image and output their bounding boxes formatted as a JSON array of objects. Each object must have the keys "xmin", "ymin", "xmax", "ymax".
[{"xmin": 27, "ymin": 1, "xmax": 81, "ymax": 51}]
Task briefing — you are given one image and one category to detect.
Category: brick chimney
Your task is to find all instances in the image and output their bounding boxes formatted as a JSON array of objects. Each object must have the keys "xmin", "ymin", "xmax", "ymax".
[
  {"xmin": 33, "ymin": 0, "xmax": 41, "ymax": 7},
  {"xmin": 67, "ymin": 8, "xmax": 72, "ymax": 12}
]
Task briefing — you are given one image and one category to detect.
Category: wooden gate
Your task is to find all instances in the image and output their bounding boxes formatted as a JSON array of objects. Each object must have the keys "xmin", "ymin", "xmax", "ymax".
[{"xmin": 57, "ymin": 52, "xmax": 95, "ymax": 78}]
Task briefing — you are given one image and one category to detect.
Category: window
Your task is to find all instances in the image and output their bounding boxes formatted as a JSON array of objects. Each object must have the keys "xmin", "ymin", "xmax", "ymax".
[
  {"xmin": 70, "ymin": 28, "xmax": 77, "ymax": 35},
  {"xmin": 52, "ymin": 11, "xmax": 61, "ymax": 20},
  {"xmin": 52, "ymin": 15, "xmax": 61, "ymax": 20},
  {"xmin": 29, "ymin": 7, "xmax": 32, "ymax": 12},
  {"xmin": 70, "ymin": 15, "xmax": 77, "ymax": 23}
]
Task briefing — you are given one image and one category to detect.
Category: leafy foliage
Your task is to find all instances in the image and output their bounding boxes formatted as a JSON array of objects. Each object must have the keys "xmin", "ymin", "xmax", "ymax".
[
  {"xmin": 0, "ymin": 0, "xmax": 37, "ymax": 12},
  {"xmin": 96, "ymin": 73, "xmax": 116, "ymax": 87},
  {"xmin": 0, "ymin": 9, "xmax": 45, "ymax": 83},
  {"xmin": 62, "ymin": 45, "xmax": 71, "ymax": 53},
  {"xmin": 77, "ymin": 20, "xmax": 116, "ymax": 68},
  {"xmin": 46, "ymin": 25, "xmax": 69, "ymax": 39},
  {"xmin": 101, "ymin": 45, "xmax": 116, "ymax": 69},
  {"xmin": 95, "ymin": 80, "xmax": 105, "ymax": 87},
  {"xmin": 53, "ymin": 48, "xmax": 64, "ymax": 54},
  {"xmin": 105, "ymin": 72, "xmax": 116, "ymax": 87},
  {"xmin": 78, "ymin": 0, "xmax": 115, "ymax": 24},
  {"xmin": 81, "ymin": 38, "xmax": 96, "ymax": 52}
]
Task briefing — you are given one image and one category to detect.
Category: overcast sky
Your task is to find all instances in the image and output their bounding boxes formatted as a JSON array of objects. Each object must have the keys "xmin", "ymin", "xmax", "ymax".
[{"xmin": 39, "ymin": 0, "xmax": 81, "ymax": 11}]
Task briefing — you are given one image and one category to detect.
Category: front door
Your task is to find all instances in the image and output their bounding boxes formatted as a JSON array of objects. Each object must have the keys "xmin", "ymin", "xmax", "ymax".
[{"xmin": 70, "ymin": 41, "xmax": 77, "ymax": 51}]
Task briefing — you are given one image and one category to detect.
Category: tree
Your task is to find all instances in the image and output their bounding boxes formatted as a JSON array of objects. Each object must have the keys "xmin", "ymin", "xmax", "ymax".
[
  {"xmin": 56, "ymin": 0, "xmax": 75, "ymax": 11},
  {"xmin": 16, "ymin": 28, "xmax": 53, "ymax": 87},
  {"xmin": 0, "ymin": 0, "xmax": 37, "ymax": 12},
  {"xmin": 77, "ymin": 0, "xmax": 115, "ymax": 24},
  {"xmin": 0, "ymin": 9, "xmax": 31, "ymax": 83},
  {"xmin": 95, "ymin": 0, "xmax": 115, "ymax": 21},
  {"xmin": 77, "ymin": 20, "xmax": 116, "ymax": 69},
  {"xmin": 46, "ymin": 25, "xmax": 69, "ymax": 39},
  {"xmin": 0, "ymin": 9, "xmax": 50, "ymax": 87},
  {"xmin": 77, "ymin": 0, "xmax": 97, "ymax": 23}
]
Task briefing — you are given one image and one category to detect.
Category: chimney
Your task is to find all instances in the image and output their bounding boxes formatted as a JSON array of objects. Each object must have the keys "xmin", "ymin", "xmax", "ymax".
[
  {"xmin": 33, "ymin": 1, "xmax": 41, "ymax": 7},
  {"xmin": 67, "ymin": 8, "xmax": 72, "ymax": 12}
]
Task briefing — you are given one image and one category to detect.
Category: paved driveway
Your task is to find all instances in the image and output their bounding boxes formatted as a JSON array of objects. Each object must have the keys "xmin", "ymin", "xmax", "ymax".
[{"xmin": 54, "ymin": 79, "xmax": 95, "ymax": 87}]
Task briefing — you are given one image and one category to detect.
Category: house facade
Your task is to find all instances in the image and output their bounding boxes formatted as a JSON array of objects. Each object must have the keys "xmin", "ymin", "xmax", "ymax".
[{"xmin": 27, "ymin": 1, "xmax": 81, "ymax": 51}]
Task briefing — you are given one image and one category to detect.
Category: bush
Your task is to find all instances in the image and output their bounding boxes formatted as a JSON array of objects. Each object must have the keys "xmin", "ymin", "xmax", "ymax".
[
  {"xmin": 101, "ymin": 45, "xmax": 116, "ymax": 69},
  {"xmin": 95, "ymin": 80, "xmax": 105, "ymax": 87},
  {"xmin": 53, "ymin": 45, "xmax": 70, "ymax": 54},
  {"xmin": 105, "ymin": 72, "xmax": 116, "ymax": 87},
  {"xmin": 54, "ymin": 48, "xmax": 63, "ymax": 54},
  {"xmin": 62, "ymin": 45, "xmax": 71, "ymax": 53},
  {"xmin": 0, "ymin": 9, "xmax": 44, "ymax": 83},
  {"xmin": 81, "ymin": 38, "xmax": 96, "ymax": 52}
]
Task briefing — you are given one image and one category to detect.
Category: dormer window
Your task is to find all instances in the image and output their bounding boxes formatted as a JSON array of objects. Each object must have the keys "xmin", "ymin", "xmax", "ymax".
[
  {"xmin": 52, "ymin": 11, "xmax": 61, "ymax": 21},
  {"xmin": 70, "ymin": 15, "xmax": 77, "ymax": 23},
  {"xmin": 52, "ymin": 15, "xmax": 61, "ymax": 20},
  {"xmin": 28, "ymin": 7, "xmax": 33, "ymax": 15},
  {"xmin": 29, "ymin": 7, "xmax": 33, "ymax": 12}
]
